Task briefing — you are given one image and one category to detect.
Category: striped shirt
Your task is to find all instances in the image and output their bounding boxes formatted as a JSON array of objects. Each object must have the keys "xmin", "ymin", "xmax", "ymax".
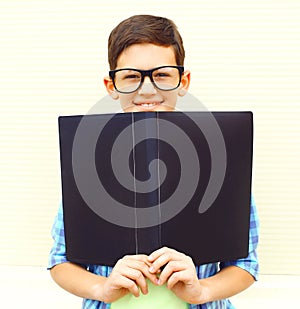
[{"xmin": 48, "ymin": 197, "xmax": 259, "ymax": 309}]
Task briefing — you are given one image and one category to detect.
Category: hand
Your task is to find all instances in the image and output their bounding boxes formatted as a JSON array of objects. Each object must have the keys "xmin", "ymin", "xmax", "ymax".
[
  {"xmin": 148, "ymin": 247, "xmax": 203, "ymax": 304},
  {"xmin": 101, "ymin": 254, "xmax": 158, "ymax": 303}
]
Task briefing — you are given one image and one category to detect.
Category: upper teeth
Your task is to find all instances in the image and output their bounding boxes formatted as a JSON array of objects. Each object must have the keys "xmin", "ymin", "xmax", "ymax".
[{"xmin": 141, "ymin": 103, "xmax": 156, "ymax": 107}]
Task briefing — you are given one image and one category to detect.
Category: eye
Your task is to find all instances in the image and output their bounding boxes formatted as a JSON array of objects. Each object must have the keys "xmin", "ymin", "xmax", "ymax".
[
  {"xmin": 154, "ymin": 72, "xmax": 170, "ymax": 78},
  {"xmin": 123, "ymin": 73, "xmax": 141, "ymax": 80}
]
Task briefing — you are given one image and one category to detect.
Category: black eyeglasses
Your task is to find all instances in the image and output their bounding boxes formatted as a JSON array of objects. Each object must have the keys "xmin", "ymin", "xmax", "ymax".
[{"xmin": 109, "ymin": 65, "xmax": 184, "ymax": 94}]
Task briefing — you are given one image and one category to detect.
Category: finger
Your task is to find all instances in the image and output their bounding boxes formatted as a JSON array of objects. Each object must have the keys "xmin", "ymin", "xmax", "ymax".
[
  {"xmin": 114, "ymin": 267, "xmax": 148, "ymax": 296},
  {"xmin": 157, "ymin": 261, "xmax": 185, "ymax": 285},
  {"xmin": 113, "ymin": 275, "xmax": 140, "ymax": 297},
  {"xmin": 128, "ymin": 268, "xmax": 148, "ymax": 295},
  {"xmin": 116, "ymin": 257, "xmax": 151, "ymax": 276},
  {"xmin": 148, "ymin": 246, "xmax": 173, "ymax": 262},
  {"xmin": 123, "ymin": 254, "xmax": 153, "ymax": 267},
  {"xmin": 128, "ymin": 260, "xmax": 158, "ymax": 284},
  {"xmin": 132, "ymin": 261, "xmax": 158, "ymax": 285},
  {"xmin": 149, "ymin": 250, "xmax": 183, "ymax": 274},
  {"xmin": 149, "ymin": 255, "xmax": 171, "ymax": 274},
  {"xmin": 123, "ymin": 254, "xmax": 149, "ymax": 261},
  {"xmin": 167, "ymin": 270, "xmax": 189, "ymax": 290},
  {"xmin": 118, "ymin": 259, "xmax": 157, "ymax": 287}
]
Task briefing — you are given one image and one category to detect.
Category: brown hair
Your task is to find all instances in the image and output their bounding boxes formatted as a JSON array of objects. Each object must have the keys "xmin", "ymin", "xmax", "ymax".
[{"xmin": 108, "ymin": 14, "xmax": 185, "ymax": 69}]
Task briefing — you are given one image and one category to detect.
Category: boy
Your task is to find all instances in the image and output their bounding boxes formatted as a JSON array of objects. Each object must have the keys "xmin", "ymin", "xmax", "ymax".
[{"xmin": 49, "ymin": 14, "xmax": 259, "ymax": 308}]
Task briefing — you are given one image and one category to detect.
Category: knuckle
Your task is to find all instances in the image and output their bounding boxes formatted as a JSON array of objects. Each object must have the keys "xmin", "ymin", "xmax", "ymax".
[
  {"xmin": 134, "ymin": 271, "xmax": 143, "ymax": 279},
  {"xmin": 186, "ymin": 255, "xmax": 194, "ymax": 264},
  {"xmin": 128, "ymin": 281, "xmax": 136, "ymax": 289},
  {"xmin": 168, "ymin": 261, "xmax": 176, "ymax": 271},
  {"xmin": 114, "ymin": 260, "xmax": 123, "ymax": 268},
  {"xmin": 161, "ymin": 246, "xmax": 169, "ymax": 253},
  {"xmin": 165, "ymin": 253, "xmax": 172, "ymax": 260},
  {"xmin": 172, "ymin": 272, "xmax": 179, "ymax": 280}
]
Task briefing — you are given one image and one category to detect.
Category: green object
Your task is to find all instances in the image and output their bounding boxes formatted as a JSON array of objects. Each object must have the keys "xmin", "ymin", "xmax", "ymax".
[{"xmin": 110, "ymin": 280, "xmax": 189, "ymax": 309}]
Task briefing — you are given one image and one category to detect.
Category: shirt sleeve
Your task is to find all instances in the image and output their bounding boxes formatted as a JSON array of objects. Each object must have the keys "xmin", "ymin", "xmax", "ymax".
[
  {"xmin": 220, "ymin": 196, "xmax": 259, "ymax": 280},
  {"xmin": 48, "ymin": 202, "xmax": 69, "ymax": 269}
]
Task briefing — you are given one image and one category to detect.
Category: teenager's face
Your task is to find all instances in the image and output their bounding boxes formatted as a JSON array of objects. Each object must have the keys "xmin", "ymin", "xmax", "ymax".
[{"xmin": 104, "ymin": 43, "xmax": 190, "ymax": 112}]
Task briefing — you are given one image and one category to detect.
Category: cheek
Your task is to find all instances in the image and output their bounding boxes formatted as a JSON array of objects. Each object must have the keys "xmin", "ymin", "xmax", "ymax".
[
  {"xmin": 162, "ymin": 92, "xmax": 179, "ymax": 108},
  {"xmin": 119, "ymin": 95, "xmax": 134, "ymax": 110}
]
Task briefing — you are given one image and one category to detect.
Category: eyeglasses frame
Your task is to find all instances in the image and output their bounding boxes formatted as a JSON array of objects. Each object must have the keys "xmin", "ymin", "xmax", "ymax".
[{"xmin": 109, "ymin": 65, "xmax": 184, "ymax": 94}]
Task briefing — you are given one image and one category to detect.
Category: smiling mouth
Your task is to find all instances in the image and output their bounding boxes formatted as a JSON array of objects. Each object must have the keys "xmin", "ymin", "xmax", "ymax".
[{"xmin": 134, "ymin": 102, "xmax": 163, "ymax": 109}]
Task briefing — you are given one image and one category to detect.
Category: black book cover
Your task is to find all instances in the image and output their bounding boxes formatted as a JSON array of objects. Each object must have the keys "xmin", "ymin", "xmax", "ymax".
[{"xmin": 58, "ymin": 111, "xmax": 253, "ymax": 266}]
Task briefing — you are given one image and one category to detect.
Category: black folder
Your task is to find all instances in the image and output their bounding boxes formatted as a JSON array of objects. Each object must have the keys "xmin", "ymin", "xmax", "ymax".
[{"xmin": 58, "ymin": 111, "xmax": 253, "ymax": 266}]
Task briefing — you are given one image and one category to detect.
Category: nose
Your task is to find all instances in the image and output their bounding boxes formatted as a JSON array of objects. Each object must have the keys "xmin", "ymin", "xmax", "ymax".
[{"xmin": 137, "ymin": 76, "xmax": 157, "ymax": 95}]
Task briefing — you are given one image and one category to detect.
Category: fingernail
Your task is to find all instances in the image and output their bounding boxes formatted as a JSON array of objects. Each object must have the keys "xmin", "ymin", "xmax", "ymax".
[
  {"xmin": 156, "ymin": 279, "xmax": 161, "ymax": 285},
  {"xmin": 149, "ymin": 266, "xmax": 155, "ymax": 273}
]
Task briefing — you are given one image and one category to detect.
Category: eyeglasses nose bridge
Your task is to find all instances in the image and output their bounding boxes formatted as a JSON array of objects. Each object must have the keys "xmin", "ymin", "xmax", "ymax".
[
  {"xmin": 138, "ymin": 70, "xmax": 157, "ymax": 93},
  {"xmin": 140, "ymin": 69, "xmax": 155, "ymax": 84}
]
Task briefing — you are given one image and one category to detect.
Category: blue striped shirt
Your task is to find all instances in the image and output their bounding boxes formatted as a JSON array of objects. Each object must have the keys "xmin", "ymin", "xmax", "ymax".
[{"xmin": 48, "ymin": 197, "xmax": 259, "ymax": 309}]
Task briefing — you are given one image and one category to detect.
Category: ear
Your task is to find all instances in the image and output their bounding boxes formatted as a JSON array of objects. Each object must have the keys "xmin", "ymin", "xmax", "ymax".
[
  {"xmin": 178, "ymin": 70, "xmax": 191, "ymax": 97},
  {"xmin": 104, "ymin": 76, "xmax": 119, "ymax": 100}
]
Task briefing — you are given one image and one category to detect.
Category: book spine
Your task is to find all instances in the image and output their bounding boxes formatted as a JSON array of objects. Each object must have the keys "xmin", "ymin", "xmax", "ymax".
[{"xmin": 132, "ymin": 112, "xmax": 161, "ymax": 254}]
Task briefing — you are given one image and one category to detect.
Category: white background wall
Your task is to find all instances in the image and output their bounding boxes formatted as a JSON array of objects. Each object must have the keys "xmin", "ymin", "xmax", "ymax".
[{"xmin": 0, "ymin": 0, "xmax": 299, "ymax": 278}]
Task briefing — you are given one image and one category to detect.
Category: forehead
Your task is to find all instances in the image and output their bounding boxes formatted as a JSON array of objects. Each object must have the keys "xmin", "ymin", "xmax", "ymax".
[{"xmin": 116, "ymin": 43, "xmax": 177, "ymax": 70}]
